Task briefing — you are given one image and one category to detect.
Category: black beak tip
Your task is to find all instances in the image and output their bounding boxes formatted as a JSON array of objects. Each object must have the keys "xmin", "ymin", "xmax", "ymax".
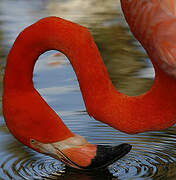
[{"xmin": 82, "ymin": 143, "xmax": 132, "ymax": 170}]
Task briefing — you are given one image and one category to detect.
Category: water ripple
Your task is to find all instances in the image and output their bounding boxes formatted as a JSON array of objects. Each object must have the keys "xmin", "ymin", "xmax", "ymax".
[
  {"xmin": 1, "ymin": 118, "xmax": 176, "ymax": 180},
  {"xmin": 0, "ymin": 152, "xmax": 66, "ymax": 180}
]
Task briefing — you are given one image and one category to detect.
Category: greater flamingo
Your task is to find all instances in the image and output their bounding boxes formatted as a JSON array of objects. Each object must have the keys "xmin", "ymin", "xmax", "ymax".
[
  {"xmin": 2, "ymin": 17, "xmax": 131, "ymax": 170},
  {"xmin": 2, "ymin": 0, "xmax": 176, "ymax": 170}
]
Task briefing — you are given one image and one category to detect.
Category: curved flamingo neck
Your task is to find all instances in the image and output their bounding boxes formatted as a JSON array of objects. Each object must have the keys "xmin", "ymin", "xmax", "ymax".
[
  {"xmin": 3, "ymin": 17, "xmax": 117, "ymax": 147},
  {"xmin": 4, "ymin": 17, "xmax": 114, "ymax": 97},
  {"xmin": 3, "ymin": 15, "xmax": 176, "ymax": 143}
]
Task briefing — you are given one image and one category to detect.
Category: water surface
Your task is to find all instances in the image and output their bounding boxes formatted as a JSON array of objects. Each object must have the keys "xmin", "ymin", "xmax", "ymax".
[{"xmin": 0, "ymin": 0, "xmax": 176, "ymax": 179}]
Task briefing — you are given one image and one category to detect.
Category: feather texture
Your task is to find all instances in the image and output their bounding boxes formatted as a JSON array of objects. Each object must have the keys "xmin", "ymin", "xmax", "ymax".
[{"xmin": 121, "ymin": 0, "xmax": 176, "ymax": 77}]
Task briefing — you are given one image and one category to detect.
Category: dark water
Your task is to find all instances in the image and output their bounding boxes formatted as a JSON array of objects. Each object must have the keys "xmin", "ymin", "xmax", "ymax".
[{"xmin": 0, "ymin": 0, "xmax": 176, "ymax": 179}]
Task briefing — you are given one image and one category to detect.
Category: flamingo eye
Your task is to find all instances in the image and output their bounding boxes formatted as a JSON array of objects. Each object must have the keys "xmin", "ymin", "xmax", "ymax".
[{"xmin": 30, "ymin": 139, "xmax": 35, "ymax": 144}]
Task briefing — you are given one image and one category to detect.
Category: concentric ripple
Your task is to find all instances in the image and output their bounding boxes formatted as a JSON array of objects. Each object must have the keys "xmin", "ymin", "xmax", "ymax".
[
  {"xmin": 0, "ymin": 146, "xmax": 65, "ymax": 179},
  {"xmin": 107, "ymin": 127, "xmax": 176, "ymax": 179},
  {"xmin": 13, "ymin": 156, "xmax": 65, "ymax": 179},
  {"xmin": 1, "ymin": 117, "xmax": 176, "ymax": 179}
]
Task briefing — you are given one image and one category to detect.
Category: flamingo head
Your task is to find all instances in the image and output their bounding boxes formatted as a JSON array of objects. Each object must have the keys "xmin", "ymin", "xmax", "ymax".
[{"xmin": 29, "ymin": 134, "xmax": 132, "ymax": 170}]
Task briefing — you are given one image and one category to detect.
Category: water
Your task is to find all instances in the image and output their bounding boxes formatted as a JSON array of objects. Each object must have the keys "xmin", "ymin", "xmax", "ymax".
[{"xmin": 0, "ymin": 0, "xmax": 176, "ymax": 179}]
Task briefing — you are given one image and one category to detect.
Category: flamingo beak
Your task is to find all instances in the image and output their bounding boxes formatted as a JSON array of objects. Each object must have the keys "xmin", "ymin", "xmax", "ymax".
[
  {"xmin": 30, "ymin": 135, "xmax": 132, "ymax": 170},
  {"xmin": 78, "ymin": 143, "xmax": 132, "ymax": 170}
]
